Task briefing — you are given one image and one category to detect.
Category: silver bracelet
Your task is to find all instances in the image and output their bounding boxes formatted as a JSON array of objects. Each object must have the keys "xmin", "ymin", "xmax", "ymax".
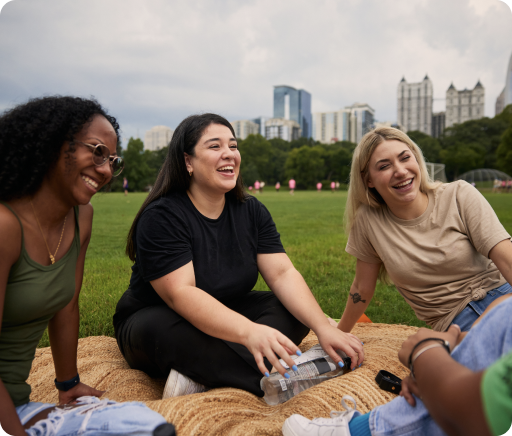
[{"xmin": 410, "ymin": 344, "xmax": 445, "ymax": 379}]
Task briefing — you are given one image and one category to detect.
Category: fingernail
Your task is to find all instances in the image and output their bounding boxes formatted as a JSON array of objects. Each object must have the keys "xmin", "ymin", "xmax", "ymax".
[
  {"xmin": 359, "ymin": 364, "xmax": 362, "ymax": 367},
  {"xmin": 292, "ymin": 365, "xmax": 298, "ymax": 372},
  {"xmin": 264, "ymin": 372, "xmax": 269, "ymax": 377},
  {"xmin": 284, "ymin": 373, "xmax": 290, "ymax": 379},
  {"xmin": 352, "ymin": 367, "xmax": 356, "ymax": 371},
  {"xmin": 296, "ymin": 350, "xmax": 302, "ymax": 356},
  {"xmin": 361, "ymin": 342, "xmax": 364, "ymax": 345},
  {"xmin": 338, "ymin": 361, "xmax": 344, "ymax": 368}
]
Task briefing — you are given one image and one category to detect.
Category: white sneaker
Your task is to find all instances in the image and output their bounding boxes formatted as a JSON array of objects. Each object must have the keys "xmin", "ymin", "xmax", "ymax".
[
  {"xmin": 162, "ymin": 369, "xmax": 207, "ymax": 398},
  {"xmin": 282, "ymin": 396, "xmax": 360, "ymax": 436}
]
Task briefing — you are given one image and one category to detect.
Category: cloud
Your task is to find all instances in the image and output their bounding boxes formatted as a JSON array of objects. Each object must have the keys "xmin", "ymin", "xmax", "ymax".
[{"xmin": 0, "ymin": 0, "xmax": 510, "ymax": 143}]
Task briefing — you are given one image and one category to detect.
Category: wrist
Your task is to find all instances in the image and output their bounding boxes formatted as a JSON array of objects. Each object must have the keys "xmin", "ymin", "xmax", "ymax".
[
  {"xmin": 55, "ymin": 373, "xmax": 80, "ymax": 391},
  {"xmin": 408, "ymin": 338, "xmax": 450, "ymax": 379}
]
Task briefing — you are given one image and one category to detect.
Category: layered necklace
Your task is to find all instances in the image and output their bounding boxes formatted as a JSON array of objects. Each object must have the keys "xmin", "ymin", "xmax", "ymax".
[{"xmin": 30, "ymin": 201, "xmax": 67, "ymax": 265}]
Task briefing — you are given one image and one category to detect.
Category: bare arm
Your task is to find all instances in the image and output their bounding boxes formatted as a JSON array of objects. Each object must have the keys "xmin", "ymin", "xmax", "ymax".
[
  {"xmin": 398, "ymin": 326, "xmax": 491, "ymax": 436},
  {"xmin": 0, "ymin": 206, "xmax": 27, "ymax": 436},
  {"xmin": 338, "ymin": 259, "xmax": 380, "ymax": 332},
  {"xmin": 48, "ymin": 204, "xmax": 103, "ymax": 404},
  {"xmin": 489, "ymin": 239, "xmax": 512, "ymax": 285},
  {"xmin": 150, "ymin": 261, "xmax": 300, "ymax": 377},
  {"xmin": 257, "ymin": 253, "xmax": 364, "ymax": 369}
]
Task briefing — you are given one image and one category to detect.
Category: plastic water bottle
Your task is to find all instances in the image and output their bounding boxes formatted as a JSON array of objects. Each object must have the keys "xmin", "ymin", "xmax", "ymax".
[{"xmin": 260, "ymin": 345, "xmax": 352, "ymax": 405}]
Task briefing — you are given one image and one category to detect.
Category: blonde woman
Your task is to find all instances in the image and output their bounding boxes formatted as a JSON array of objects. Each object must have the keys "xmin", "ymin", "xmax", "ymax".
[{"xmin": 337, "ymin": 127, "xmax": 512, "ymax": 333}]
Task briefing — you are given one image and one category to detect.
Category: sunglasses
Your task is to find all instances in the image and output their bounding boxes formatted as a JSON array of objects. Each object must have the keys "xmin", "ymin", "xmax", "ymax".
[{"xmin": 73, "ymin": 141, "xmax": 125, "ymax": 177}]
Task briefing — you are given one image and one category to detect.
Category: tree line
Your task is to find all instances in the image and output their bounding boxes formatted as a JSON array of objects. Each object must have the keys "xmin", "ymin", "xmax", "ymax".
[{"xmin": 109, "ymin": 105, "xmax": 512, "ymax": 192}]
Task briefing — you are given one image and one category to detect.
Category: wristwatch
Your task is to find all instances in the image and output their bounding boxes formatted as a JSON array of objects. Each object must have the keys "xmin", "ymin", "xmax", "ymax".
[{"xmin": 375, "ymin": 370, "xmax": 402, "ymax": 394}]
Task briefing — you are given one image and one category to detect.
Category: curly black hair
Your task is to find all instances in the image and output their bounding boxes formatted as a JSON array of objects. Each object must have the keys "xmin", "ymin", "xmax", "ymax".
[{"xmin": 0, "ymin": 95, "xmax": 120, "ymax": 201}]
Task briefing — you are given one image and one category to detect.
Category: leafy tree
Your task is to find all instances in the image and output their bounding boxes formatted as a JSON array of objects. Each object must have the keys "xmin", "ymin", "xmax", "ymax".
[
  {"xmin": 285, "ymin": 145, "xmax": 325, "ymax": 189},
  {"xmin": 496, "ymin": 124, "xmax": 512, "ymax": 176},
  {"xmin": 323, "ymin": 144, "xmax": 352, "ymax": 183},
  {"xmin": 238, "ymin": 134, "xmax": 273, "ymax": 185},
  {"xmin": 439, "ymin": 142, "xmax": 486, "ymax": 180},
  {"xmin": 121, "ymin": 137, "xmax": 152, "ymax": 191},
  {"xmin": 407, "ymin": 131, "xmax": 442, "ymax": 163}
]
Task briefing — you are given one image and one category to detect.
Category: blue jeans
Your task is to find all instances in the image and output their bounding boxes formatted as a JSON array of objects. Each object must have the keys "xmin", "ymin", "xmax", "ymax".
[
  {"xmin": 368, "ymin": 294, "xmax": 512, "ymax": 436},
  {"xmin": 16, "ymin": 396, "xmax": 167, "ymax": 436},
  {"xmin": 451, "ymin": 282, "xmax": 512, "ymax": 332}
]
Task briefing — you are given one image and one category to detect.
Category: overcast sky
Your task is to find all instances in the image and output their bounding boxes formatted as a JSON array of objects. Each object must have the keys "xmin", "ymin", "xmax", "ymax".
[{"xmin": 0, "ymin": 0, "xmax": 511, "ymax": 145}]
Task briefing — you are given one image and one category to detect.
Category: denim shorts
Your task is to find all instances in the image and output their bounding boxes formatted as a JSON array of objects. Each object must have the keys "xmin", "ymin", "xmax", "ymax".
[
  {"xmin": 16, "ymin": 396, "xmax": 167, "ymax": 436},
  {"xmin": 451, "ymin": 282, "xmax": 512, "ymax": 332}
]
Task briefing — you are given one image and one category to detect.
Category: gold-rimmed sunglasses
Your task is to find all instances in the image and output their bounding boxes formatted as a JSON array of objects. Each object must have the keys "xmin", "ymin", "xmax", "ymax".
[{"xmin": 73, "ymin": 141, "xmax": 125, "ymax": 177}]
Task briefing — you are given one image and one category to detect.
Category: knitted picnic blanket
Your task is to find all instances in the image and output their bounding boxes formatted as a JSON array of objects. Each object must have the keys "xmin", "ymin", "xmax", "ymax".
[{"xmin": 28, "ymin": 323, "xmax": 417, "ymax": 436}]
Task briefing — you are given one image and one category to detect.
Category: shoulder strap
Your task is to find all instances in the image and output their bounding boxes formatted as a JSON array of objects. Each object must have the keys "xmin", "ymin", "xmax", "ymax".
[{"xmin": 0, "ymin": 201, "xmax": 25, "ymax": 244}]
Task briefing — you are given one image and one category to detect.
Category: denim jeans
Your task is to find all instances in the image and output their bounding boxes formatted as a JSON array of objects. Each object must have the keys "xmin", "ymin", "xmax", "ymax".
[
  {"xmin": 16, "ymin": 396, "xmax": 167, "ymax": 436},
  {"xmin": 368, "ymin": 295, "xmax": 512, "ymax": 436},
  {"xmin": 451, "ymin": 282, "xmax": 512, "ymax": 332}
]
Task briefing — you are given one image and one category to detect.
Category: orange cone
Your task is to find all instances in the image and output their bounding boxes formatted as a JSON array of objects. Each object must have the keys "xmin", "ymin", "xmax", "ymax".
[{"xmin": 357, "ymin": 313, "xmax": 372, "ymax": 323}]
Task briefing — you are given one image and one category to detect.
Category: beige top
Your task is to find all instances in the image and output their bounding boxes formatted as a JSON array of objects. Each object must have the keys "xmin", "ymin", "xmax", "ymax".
[{"xmin": 346, "ymin": 181, "xmax": 510, "ymax": 331}]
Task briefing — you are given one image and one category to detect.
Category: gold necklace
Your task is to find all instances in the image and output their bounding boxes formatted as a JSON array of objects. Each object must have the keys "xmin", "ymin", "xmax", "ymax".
[{"xmin": 30, "ymin": 200, "xmax": 67, "ymax": 265}]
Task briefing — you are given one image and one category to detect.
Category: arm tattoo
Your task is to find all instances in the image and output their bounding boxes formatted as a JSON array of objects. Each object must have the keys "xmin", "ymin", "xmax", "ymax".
[{"xmin": 350, "ymin": 292, "xmax": 366, "ymax": 304}]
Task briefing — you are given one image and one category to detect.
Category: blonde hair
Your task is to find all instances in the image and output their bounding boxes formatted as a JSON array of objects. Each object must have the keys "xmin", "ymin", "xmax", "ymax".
[{"xmin": 344, "ymin": 127, "xmax": 442, "ymax": 283}]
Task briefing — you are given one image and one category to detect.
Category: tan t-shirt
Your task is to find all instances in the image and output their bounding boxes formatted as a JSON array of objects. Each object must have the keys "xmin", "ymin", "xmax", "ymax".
[{"xmin": 346, "ymin": 180, "xmax": 510, "ymax": 331}]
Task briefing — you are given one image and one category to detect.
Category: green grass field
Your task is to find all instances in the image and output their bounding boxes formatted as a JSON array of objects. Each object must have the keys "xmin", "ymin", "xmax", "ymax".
[{"xmin": 37, "ymin": 190, "xmax": 512, "ymax": 347}]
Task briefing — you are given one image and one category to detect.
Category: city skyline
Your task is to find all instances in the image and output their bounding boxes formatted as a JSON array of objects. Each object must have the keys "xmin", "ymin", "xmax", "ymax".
[{"xmin": 0, "ymin": 0, "xmax": 511, "ymax": 146}]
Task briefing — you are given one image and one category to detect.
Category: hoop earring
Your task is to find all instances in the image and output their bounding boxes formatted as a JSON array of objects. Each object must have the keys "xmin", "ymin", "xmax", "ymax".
[{"xmin": 189, "ymin": 171, "xmax": 192, "ymax": 177}]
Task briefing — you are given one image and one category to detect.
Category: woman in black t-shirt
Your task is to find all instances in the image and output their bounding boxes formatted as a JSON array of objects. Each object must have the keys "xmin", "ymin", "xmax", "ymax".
[{"xmin": 114, "ymin": 113, "xmax": 365, "ymax": 398}]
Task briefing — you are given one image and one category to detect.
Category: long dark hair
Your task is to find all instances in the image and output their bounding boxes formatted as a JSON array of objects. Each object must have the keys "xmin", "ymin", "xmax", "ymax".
[
  {"xmin": 126, "ymin": 113, "xmax": 246, "ymax": 261},
  {"xmin": 0, "ymin": 96, "xmax": 119, "ymax": 201}
]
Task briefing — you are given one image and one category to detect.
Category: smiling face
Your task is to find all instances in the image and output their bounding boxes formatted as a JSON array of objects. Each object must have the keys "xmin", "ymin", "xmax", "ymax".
[
  {"xmin": 50, "ymin": 114, "xmax": 118, "ymax": 205},
  {"xmin": 366, "ymin": 139, "xmax": 423, "ymax": 210},
  {"xmin": 184, "ymin": 123, "xmax": 240, "ymax": 197}
]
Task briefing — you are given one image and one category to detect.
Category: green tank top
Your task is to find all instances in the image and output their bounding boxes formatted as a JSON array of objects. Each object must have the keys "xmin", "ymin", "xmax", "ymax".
[{"xmin": 0, "ymin": 203, "xmax": 80, "ymax": 406}]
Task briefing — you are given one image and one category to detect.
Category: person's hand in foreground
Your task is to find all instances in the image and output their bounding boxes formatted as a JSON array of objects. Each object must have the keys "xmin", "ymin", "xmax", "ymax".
[
  {"xmin": 314, "ymin": 323, "xmax": 365, "ymax": 370},
  {"xmin": 58, "ymin": 382, "xmax": 105, "ymax": 405},
  {"xmin": 398, "ymin": 325, "xmax": 462, "ymax": 406}
]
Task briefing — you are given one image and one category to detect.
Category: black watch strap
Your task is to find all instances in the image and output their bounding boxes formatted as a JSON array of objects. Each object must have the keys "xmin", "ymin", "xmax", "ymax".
[
  {"xmin": 375, "ymin": 370, "xmax": 402, "ymax": 394},
  {"xmin": 54, "ymin": 373, "xmax": 80, "ymax": 391}
]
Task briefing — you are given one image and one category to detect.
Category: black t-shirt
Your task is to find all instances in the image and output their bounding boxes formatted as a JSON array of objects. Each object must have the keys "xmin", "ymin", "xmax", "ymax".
[{"xmin": 116, "ymin": 191, "xmax": 285, "ymax": 321}]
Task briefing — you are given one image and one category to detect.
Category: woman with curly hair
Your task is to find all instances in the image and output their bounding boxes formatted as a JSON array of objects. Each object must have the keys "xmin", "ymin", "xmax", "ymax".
[{"xmin": 0, "ymin": 96, "xmax": 174, "ymax": 436}]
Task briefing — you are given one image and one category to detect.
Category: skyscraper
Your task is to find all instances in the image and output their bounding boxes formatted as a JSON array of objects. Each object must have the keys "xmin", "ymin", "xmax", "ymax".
[
  {"xmin": 397, "ymin": 75, "xmax": 433, "ymax": 135},
  {"xmin": 505, "ymin": 51, "xmax": 512, "ymax": 109},
  {"xmin": 144, "ymin": 125, "xmax": 174, "ymax": 151},
  {"xmin": 273, "ymin": 85, "xmax": 312, "ymax": 138}
]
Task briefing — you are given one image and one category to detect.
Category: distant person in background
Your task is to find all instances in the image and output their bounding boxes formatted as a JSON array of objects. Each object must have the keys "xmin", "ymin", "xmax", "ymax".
[
  {"xmin": 492, "ymin": 179, "xmax": 500, "ymax": 193},
  {"xmin": 275, "ymin": 182, "xmax": 281, "ymax": 192},
  {"xmin": 331, "ymin": 181, "xmax": 336, "ymax": 193},
  {"xmin": 336, "ymin": 181, "xmax": 340, "ymax": 191},
  {"xmin": 289, "ymin": 179, "xmax": 296, "ymax": 195},
  {"xmin": 123, "ymin": 177, "xmax": 129, "ymax": 196},
  {"xmin": 260, "ymin": 181, "xmax": 265, "ymax": 193},
  {"xmin": 248, "ymin": 186, "xmax": 253, "ymax": 192},
  {"xmin": 0, "ymin": 96, "xmax": 172, "ymax": 436},
  {"xmin": 337, "ymin": 127, "xmax": 512, "ymax": 335},
  {"xmin": 316, "ymin": 182, "xmax": 322, "ymax": 192},
  {"xmin": 254, "ymin": 180, "xmax": 260, "ymax": 194}
]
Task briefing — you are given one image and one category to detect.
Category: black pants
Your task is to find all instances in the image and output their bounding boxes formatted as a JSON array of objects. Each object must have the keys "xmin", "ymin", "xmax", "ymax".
[{"xmin": 114, "ymin": 291, "xmax": 310, "ymax": 397}]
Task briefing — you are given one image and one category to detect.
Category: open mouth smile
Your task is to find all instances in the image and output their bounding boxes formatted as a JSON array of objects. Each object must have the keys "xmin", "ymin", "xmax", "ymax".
[
  {"xmin": 392, "ymin": 178, "xmax": 413, "ymax": 190},
  {"xmin": 81, "ymin": 174, "xmax": 99, "ymax": 190},
  {"xmin": 217, "ymin": 165, "xmax": 235, "ymax": 174}
]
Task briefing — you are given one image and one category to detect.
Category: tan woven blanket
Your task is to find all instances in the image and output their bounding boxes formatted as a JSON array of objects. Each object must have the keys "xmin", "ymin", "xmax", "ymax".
[{"xmin": 28, "ymin": 323, "xmax": 417, "ymax": 435}]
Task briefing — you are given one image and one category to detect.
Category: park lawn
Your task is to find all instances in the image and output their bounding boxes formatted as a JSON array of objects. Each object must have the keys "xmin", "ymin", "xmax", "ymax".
[{"xmin": 38, "ymin": 190, "xmax": 512, "ymax": 347}]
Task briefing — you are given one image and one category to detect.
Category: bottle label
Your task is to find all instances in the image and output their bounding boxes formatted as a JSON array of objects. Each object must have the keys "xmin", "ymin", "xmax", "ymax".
[{"xmin": 279, "ymin": 379, "xmax": 288, "ymax": 391}]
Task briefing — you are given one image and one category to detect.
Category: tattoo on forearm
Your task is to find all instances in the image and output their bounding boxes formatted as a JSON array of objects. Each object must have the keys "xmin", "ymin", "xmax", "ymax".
[{"xmin": 350, "ymin": 293, "xmax": 366, "ymax": 304}]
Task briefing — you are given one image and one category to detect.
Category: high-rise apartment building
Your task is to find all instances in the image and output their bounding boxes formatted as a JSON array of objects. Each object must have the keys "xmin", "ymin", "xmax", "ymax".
[
  {"xmin": 264, "ymin": 118, "xmax": 301, "ymax": 141},
  {"xmin": 144, "ymin": 125, "xmax": 174, "ymax": 151},
  {"xmin": 312, "ymin": 103, "xmax": 375, "ymax": 144},
  {"xmin": 445, "ymin": 81, "xmax": 485, "ymax": 128},
  {"xmin": 432, "ymin": 112, "xmax": 446, "ymax": 138},
  {"xmin": 273, "ymin": 86, "xmax": 312, "ymax": 138},
  {"xmin": 397, "ymin": 75, "xmax": 433, "ymax": 135},
  {"xmin": 497, "ymin": 51, "xmax": 512, "ymax": 115},
  {"xmin": 230, "ymin": 120, "xmax": 259, "ymax": 140}
]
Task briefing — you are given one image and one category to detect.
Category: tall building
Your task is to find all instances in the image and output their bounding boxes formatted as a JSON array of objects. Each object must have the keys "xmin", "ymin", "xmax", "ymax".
[
  {"xmin": 496, "ymin": 88, "xmax": 505, "ymax": 116},
  {"xmin": 251, "ymin": 117, "xmax": 269, "ymax": 136},
  {"xmin": 144, "ymin": 125, "xmax": 174, "ymax": 151},
  {"xmin": 445, "ymin": 81, "xmax": 485, "ymax": 128},
  {"xmin": 506, "ymin": 51, "xmax": 512, "ymax": 109},
  {"xmin": 397, "ymin": 75, "xmax": 433, "ymax": 135},
  {"xmin": 273, "ymin": 86, "xmax": 312, "ymax": 138},
  {"xmin": 432, "ymin": 112, "xmax": 446, "ymax": 138},
  {"xmin": 264, "ymin": 118, "xmax": 301, "ymax": 141},
  {"xmin": 312, "ymin": 103, "xmax": 375, "ymax": 144},
  {"xmin": 230, "ymin": 120, "xmax": 259, "ymax": 140}
]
